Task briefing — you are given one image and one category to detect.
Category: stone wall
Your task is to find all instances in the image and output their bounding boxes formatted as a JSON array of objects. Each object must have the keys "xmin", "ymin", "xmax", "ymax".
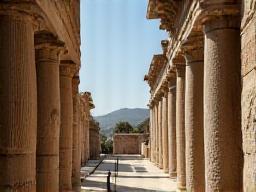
[
  {"xmin": 113, "ymin": 134, "xmax": 145, "ymax": 154},
  {"xmin": 241, "ymin": 1, "xmax": 256, "ymax": 191}
]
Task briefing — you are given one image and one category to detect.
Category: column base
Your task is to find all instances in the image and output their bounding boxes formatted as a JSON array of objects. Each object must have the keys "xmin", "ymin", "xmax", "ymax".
[
  {"xmin": 164, "ymin": 169, "xmax": 169, "ymax": 173},
  {"xmin": 177, "ymin": 185, "xmax": 186, "ymax": 192},
  {"xmin": 169, "ymin": 172, "xmax": 177, "ymax": 179}
]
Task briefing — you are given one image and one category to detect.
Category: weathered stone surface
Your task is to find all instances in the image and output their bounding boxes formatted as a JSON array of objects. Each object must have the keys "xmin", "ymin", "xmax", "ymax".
[
  {"xmin": 241, "ymin": 14, "xmax": 256, "ymax": 192},
  {"xmin": 35, "ymin": 31, "xmax": 64, "ymax": 192},
  {"xmin": 89, "ymin": 118, "xmax": 101, "ymax": 160},
  {"xmin": 158, "ymin": 99, "xmax": 163, "ymax": 169},
  {"xmin": 59, "ymin": 60, "xmax": 77, "ymax": 191},
  {"xmin": 0, "ymin": 12, "xmax": 37, "ymax": 191},
  {"xmin": 162, "ymin": 92, "xmax": 169, "ymax": 173},
  {"xmin": 204, "ymin": 16, "xmax": 243, "ymax": 191},
  {"xmin": 72, "ymin": 76, "xmax": 81, "ymax": 192},
  {"xmin": 175, "ymin": 64, "xmax": 186, "ymax": 190},
  {"xmin": 183, "ymin": 37, "xmax": 205, "ymax": 192},
  {"xmin": 113, "ymin": 134, "xmax": 145, "ymax": 154},
  {"xmin": 168, "ymin": 84, "xmax": 177, "ymax": 178}
]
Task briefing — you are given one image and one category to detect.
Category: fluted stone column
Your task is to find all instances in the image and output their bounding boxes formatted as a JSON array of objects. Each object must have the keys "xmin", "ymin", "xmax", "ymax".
[
  {"xmin": 154, "ymin": 103, "xmax": 159, "ymax": 166},
  {"xmin": 72, "ymin": 76, "xmax": 81, "ymax": 191},
  {"xmin": 0, "ymin": 8, "xmax": 37, "ymax": 191},
  {"xmin": 184, "ymin": 37, "xmax": 205, "ymax": 191},
  {"xmin": 59, "ymin": 60, "xmax": 77, "ymax": 191},
  {"xmin": 162, "ymin": 90, "xmax": 169, "ymax": 173},
  {"xmin": 35, "ymin": 31, "xmax": 64, "ymax": 192},
  {"xmin": 203, "ymin": 16, "xmax": 242, "ymax": 191},
  {"xmin": 168, "ymin": 79, "xmax": 177, "ymax": 178},
  {"xmin": 158, "ymin": 98, "xmax": 163, "ymax": 169},
  {"xmin": 175, "ymin": 63, "xmax": 186, "ymax": 190}
]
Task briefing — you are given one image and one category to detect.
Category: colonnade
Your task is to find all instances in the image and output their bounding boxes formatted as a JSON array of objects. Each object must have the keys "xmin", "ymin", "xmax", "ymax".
[
  {"xmin": 89, "ymin": 118, "xmax": 101, "ymax": 160},
  {"xmin": 0, "ymin": 2, "xmax": 97, "ymax": 191},
  {"xmin": 146, "ymin": 1, "xmax": 243, "ymax": 191}
]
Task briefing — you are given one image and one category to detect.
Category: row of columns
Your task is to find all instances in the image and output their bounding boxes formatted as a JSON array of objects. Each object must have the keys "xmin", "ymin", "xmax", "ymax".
[
  {"xmin": 89, "ymin": 118, "xmax": 101, "ymax": 160},
  {"xmin": 149, "ymin": 16, "xmax": 242, "ymax": 191},
  {"xmin": 0, "ymin": 7, "xmax": 93, "ymax": 191}
]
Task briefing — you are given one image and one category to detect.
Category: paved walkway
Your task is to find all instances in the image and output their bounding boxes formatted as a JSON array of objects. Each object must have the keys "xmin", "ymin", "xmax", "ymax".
[{"xmin": 81, "ymin": 155, "xmax": 177, "ymax": 192}]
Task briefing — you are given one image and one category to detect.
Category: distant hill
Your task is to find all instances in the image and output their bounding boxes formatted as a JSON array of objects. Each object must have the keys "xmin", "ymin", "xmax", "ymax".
[{"xmin": 94, "ymin": 108, "xmax": 149, "ymax": 137}]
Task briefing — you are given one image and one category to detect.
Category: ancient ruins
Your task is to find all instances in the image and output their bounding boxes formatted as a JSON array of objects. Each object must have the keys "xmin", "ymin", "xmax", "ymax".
[
  {"xmin": 145, "ymin": 0, "xmax": 256, "ymax": 191},
  {"xmin": 1, "ymin": 0, "xmax": 256, "ymax": 191},
  {"xmin": 0, "ymin": 1, "xmax": 98, "ymax": 191}
]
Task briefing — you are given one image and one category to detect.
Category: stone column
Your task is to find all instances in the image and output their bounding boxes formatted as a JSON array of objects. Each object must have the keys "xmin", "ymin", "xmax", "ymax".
[
  {"xmin": 203, "ymin": 16, "xmax": 242, "ymax": 191},
  {"xmin": 35, "ymin": 31, "xmax": 64, "ymax": 192},
  {"xmin": 85, "ymin": 114, "xmax": 90, "ymax": 162},
  {"xmin": 158, "ymin": 98, "xmax": 163, "ymax": 169},
  {"xmin": 0, "ymin": 7, "xmax": 37, "ymax": 191},
  {"xmin": 175, "ymin": 62, "xmax": 186, "ymax": 190},
  {"xmin": 80, "ymin": 102, "xmax": 85, "ymax": 165},
  {"xmin": 162, "ymin": 89, "xmax": 169, "ymax": 173},
  {"xmin": 150, "ymin": 105, "xmax": 154, "ymax": 162},
  {"xmin": 154, "ymin": 103, "xmax": 159, "ymax": 166},
  {"xmin": 59, "ymin": 60, "xmax": 77, "ymax": 191},
  {"xmin": 183, "ymin": 36, "xmax": 205, "ymax": 191},
  {"xmin": 72, "ymin": 76, "xmax": 81, "ymax": 191},
  {"xmin": 168, "ymin": 78, "xmax": 177, "ymax": 178}
]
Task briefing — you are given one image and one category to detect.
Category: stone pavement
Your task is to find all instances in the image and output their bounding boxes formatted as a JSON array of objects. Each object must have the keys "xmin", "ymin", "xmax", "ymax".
[{"xmin": 81, "ymin": 155, "xmax": 177, "ymax": 192}]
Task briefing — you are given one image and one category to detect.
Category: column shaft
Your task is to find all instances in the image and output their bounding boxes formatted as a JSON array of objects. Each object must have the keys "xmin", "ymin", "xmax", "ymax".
[
  {"xmin": 162, "ymin": 92, "xmax": 169, "ymax": 173},
  {"xmin": 158, "ymin": 100, "xmax": 163, "ymax": 168},
  {"xmin": 184, "ymin": 45, "xmax": 205, "ymax": 191},
  {"xmin": 35, "ymin": 31, "xmax": 64, "ymax": 192},
  {"xmin": 150, "ymin": 107, "xmax": 154, "ymax": 161},
  {"xmin": 0, "ymin": 13, "xmax": 37, "ymax": 191},
  {"xmin": 168, "ymin": 84, "xmax": 177, "ymax": 178},
  {"xmin": 204, "ymin": 16, "xmax": 242, "ymax": 191},
  {"xmin": 59, "ymin": 61, "xmax": 76, "ymax": 191},
  {"xmin": 72, "ymin": 77, "xmax": 81, "ymax": 191},
  {"xmin": 154, "ymin": 104, "xmax": 159, "ymax": 166},
  {"xmin": 176, "ymin": 65, "xmax": 186, "ymax": 190}
]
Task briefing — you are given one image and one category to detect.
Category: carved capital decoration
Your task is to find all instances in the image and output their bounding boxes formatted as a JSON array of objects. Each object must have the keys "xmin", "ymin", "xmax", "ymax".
[
  {"xmin": 181, "ymin": 33, "xmax": 204, "ymax": 62},
  {"xmin": 198, "ymin": 1, "xmax": 241, "ymax": 28},
  {"xmin": 60, "ymin": 60, "xmax": 78, "ymax": 78},
  {"xmin": 35, "ymin": 30, "xmax": 65, "ymax": 52},
  {"xmin": 146, "ymin": 54, "xmax": 168, "ymax": 89},
  {"xmin": 0, "ymin": 1, "xmax": 43, "ymax": 31},
  {"xmin": 147, "ymin": 0, "xmax": 178, "ymax": 34}
]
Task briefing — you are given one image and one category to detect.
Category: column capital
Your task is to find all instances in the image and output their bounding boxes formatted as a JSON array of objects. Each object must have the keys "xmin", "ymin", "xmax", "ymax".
[
  {"xmin": 60, "ymin": 60, "xmax": 78, "ymax": 78},
  {"xmin": 0, "ymin": 2, "xmax": 43, "ymax": 30},
  {"xmin": 182, "ymin": 34, "xmax": 204, "ymax": 62},
  {"xmin": 198, "ymin": 1, "xmax": 241, "ymax": 25},
  {"xmin": 72, "ymin": 75, "xmax": 80, "ymax": 95},
  {"xmin": 175, "ymin": 64, "xmax": 186, "ymax": 78},
  {"xmin": 35, "ymin": 30, "xmax": 65, "ymax": 52}
]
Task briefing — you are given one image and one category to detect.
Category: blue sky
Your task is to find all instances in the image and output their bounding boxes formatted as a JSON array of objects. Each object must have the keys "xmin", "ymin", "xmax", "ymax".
[{"xmin": 79, "ymin": 0, "xmax": 167, "ymax": 116}]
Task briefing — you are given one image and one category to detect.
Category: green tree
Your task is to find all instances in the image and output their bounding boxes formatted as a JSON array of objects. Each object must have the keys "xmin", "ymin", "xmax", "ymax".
[
  {"xmin": 134, "ymin": 118, "xmax": 149, "ymax": 133},
  {"xmin": 114, "ymin": 121, "xmax": 133, "ymax": 133},
  {"xmin": 100, "ymin": 133, "xmax": 113, "ymax": 154}
]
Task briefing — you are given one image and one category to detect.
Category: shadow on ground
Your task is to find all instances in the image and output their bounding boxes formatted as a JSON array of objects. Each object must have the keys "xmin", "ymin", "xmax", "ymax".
[{"xmin": 81, "ymin": 179, "xmax": 174, "ymax": 192}]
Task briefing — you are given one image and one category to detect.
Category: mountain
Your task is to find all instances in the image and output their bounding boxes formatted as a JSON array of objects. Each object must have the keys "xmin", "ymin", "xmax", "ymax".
[{"xmin": 94, "ymin": 108, "xmax": 149, "ymax": 137}]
